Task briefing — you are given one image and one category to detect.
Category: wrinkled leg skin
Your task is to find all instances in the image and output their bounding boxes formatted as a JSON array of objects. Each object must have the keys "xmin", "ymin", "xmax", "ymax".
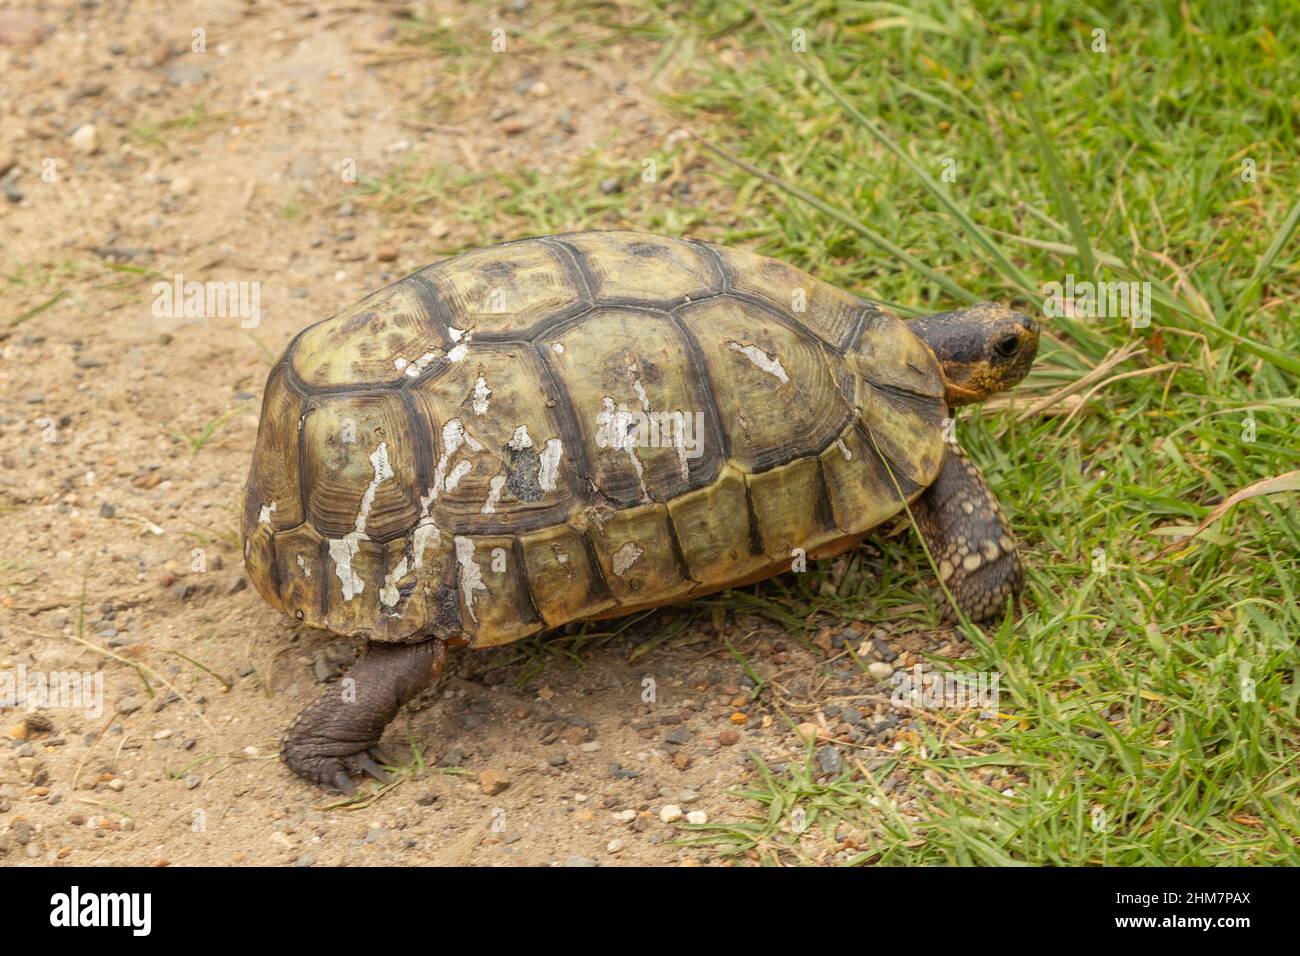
[
  {"xmin": 912, "ymin": 442, "xmax": 1024, "ymax": 622},
  {"xmin": 282, "ymin": 638, "xmax": 448, "ymax": 793}
]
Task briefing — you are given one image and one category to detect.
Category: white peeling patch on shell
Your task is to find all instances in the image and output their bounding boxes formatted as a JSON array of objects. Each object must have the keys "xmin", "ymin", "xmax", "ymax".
[
  {"xmin": 258, "ymin": 502, "xmax": 277, "ymax": 524},
  {"xmin": 508, "ymin": 424, "xmax": 533, "ymax": 450},
  {"xmin": 411, "ymin": 490, "xmax": 440, "ymax": 571},
  {"xmin": 629, "ymin": 363, "xmax": 651, "ymax": 413},
  {"xmin": 835, "ymin": 438, "xmax": 853, "ymax": 461},
  {"xmin": 396, "ymin": 348, "xmax": 441, "ymax": 378},
  {"xmin": 433, "ymin": 419, "xmax": 482, "ymax": 499},
  {"xmin": 671, "ymin": 422, "xmax": 689, "ymax": 480},
  {"xmin": 598, "ymin": 396, "xmax": 649, "ymax": 502},
  {"xmin": 472, "ymin": 375, "xmax": 492, "ymax": 415},
  {"xmin": 354, "ymin": 444, "xmax": 393, "ymax": 534},
  {"xmin": 447, "ymin": 326, "xmax": 471, "ymax": 362},
  {"xmin": 296, "ymin": 554, "xmax": 311, "ymax": 577},
  {"xmin": 454, "ymin": 535, "xmax": 486, "ymax": 621},
  {"xmin": 326, "ymin": 443, "xmax": 394, "ymax": 601},
  {"xmin": 611, "ymin": 541, "xmax": 644, "ymax": 577},
  {"xmin": 445, "ymin": 459, "xmax": 472, "ymax": 493},
  {"xmin": 379, "ymin": 556, "xmax": 409, "ymax": 608},
  {"xmin": 481, "ymin": 474, "xmax": 507, "ymax": 514},
  {"xmin": 328, "ymin": 537, "xmax": 364, "ymax": 600},
  {"xmin": 727, "ymin": 341, "xmax": 789, "ymax": 383},
  {"xmin": 552, "ymin": 343, "xmax": 565, "ymax": 354},
  {"xmin": 538, "ymin": 438, "xmax": 563, "ymax": 491}
]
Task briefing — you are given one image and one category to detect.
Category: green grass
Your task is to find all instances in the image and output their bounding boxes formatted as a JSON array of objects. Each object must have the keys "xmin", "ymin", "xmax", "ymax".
[
  {"xmin": 393, "ymin": 0, "xmax": 1298, "ymax": 864},
  {"xmin": 358, "ymin": 154, "xmax": 720, "ymax": 247},
  {"xmin": 626, "ymin": 0, "xmax": 1299, "ymax": 865},
  {"xmin": 173, "ymin": 410, "xmax": 237, "ymax": 454}
]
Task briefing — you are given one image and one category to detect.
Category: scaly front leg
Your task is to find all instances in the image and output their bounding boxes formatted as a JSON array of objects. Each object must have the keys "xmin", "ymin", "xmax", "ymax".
[{"xmin": 911, "ymin": 442, "xmax": 1024, "ymax": 622}]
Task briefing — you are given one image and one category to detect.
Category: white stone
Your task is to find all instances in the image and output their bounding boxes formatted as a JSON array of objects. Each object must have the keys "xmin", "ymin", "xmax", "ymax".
[{"xmin": 70, "ymin": 124, "xmax": 98, "ymax": 154}]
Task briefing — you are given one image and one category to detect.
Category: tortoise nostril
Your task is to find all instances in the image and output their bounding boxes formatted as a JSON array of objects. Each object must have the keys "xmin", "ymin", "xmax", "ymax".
[{"xmin": 1018, "ymin": 313, "xmax": 1039, "ymax": 334}]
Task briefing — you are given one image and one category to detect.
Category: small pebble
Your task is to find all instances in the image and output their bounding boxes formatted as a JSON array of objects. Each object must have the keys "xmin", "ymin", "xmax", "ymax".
[
  {"xmin": 69, "ymin": 123, "xmax": 98, "ymax": 154},
  {"xmin": 817, "ymin": 745, "xmax": 843, "ymax": 775},
  {"xmin": 478, "ymin": 769, "xmax": 510, "ymax": 796}
]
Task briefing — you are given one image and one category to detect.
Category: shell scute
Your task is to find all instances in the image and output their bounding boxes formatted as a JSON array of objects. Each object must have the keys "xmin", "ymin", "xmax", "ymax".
[
  {"xmin": 713, "ymin": 244, "xmax": 868, "ymax": 352},
  {"xmin": 558, "ymin": 232, "xmax": 719, "ymax": 306},
  {"xmin": 300, "ymin": 393, "xmax": 422, "ymax": 541}
]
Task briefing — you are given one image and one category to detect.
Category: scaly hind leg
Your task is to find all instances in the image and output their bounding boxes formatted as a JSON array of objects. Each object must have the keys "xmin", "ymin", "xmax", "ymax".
[
  {"xmin": 282, "ymin": 638, "xmax": 450, "ymax": 793},
  {"xmin": 911, "ymin": 442, "xmax": 1024, "ymax": 622}
]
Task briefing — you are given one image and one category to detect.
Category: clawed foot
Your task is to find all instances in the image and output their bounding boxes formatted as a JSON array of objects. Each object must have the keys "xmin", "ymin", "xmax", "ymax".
[
  {"xmin": 282, "ymin": 726, "xmax": 396, "ymax": 794},
  {"xmin": 286, "ymin": 738, "xmax": 397, "ymax": 796}
]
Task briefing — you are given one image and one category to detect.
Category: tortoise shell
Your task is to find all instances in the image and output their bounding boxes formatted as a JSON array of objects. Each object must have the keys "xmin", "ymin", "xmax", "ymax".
[{"xmin": 242, "ymin": 231, "xmax": 947, "ymax": 645}]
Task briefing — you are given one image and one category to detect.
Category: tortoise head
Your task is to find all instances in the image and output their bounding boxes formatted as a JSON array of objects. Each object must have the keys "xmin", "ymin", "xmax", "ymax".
[{"xmin": 909, "ymin": 302, "xmax": 1039, "ymax": 406}]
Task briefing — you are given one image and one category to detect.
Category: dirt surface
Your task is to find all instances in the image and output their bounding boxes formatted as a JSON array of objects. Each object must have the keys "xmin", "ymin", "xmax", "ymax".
[{"xmin": 0, "ymin": 0, "xmax": 962, "ymax": 866}]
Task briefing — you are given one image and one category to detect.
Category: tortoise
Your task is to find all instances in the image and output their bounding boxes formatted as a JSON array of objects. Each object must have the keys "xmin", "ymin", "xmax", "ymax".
[{"xmin": 242, "ymin": 230, "xmax": 1038, "ymax": 792}]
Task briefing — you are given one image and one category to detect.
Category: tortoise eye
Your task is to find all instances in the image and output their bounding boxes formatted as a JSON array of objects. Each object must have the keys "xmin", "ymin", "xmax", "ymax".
[{"xmin": 994, "ymin": 335, "xmax": 1020, "ymax": 358}]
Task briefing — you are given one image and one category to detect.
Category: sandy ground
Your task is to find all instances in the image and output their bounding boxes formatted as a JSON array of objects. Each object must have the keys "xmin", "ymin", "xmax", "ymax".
[{"xmin": 0, "ymin": 0, "xmax": 963, "ymax": 866}]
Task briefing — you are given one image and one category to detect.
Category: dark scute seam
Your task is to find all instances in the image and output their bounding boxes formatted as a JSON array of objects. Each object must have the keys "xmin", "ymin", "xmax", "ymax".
[
  {"xmin": 691, "ymin": 239, "xmax": 733, "ymax": 294},
  {"xmin": 742, "ymin": 480, "xmax": 765, "ymax": 556},
  {"xmin": 538, "ymin": 236, "xmax": 596, "ymax": 303},
  {"xmin": 546, "ymin": 237, "xmax": 600, "ymax": 301},
  {"xmin": 267, "ymin": 528, "xmax": 284, "ymax": 600},
  {"xmin": 664, "ymin": 512, "xmax": 701, "ymax": 586},
  {"xmin": 406, "ymin": 272, "xmax": 451, "ymax": 336},
  {"xmin": 666, "ymin": 310, "xmax": 732, "ymax": 465},
  {"xmin": 813, "ymin": 456, "xmax": 838, "ymax": 534},
  {"xmin": 397, "ymin": 389, "xmax": 434, "ymax": 504},
  {"xmin": 531, "ymin": 341, "xmax": 599, "ymax": 507},
  {"xmin": 511, "ymin": 537, "xmax": 543, "ymax": 626},
  {"xmin": 295, "ymin": 398, "xmax": 316, "ymax": 532},
  {"xmin": 317, "ymin": 536, "xmax": 331, "ymax": 621},
  {"xmin": 581, "ymin": 527, "xmax": 615, "ymax": 602}
]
